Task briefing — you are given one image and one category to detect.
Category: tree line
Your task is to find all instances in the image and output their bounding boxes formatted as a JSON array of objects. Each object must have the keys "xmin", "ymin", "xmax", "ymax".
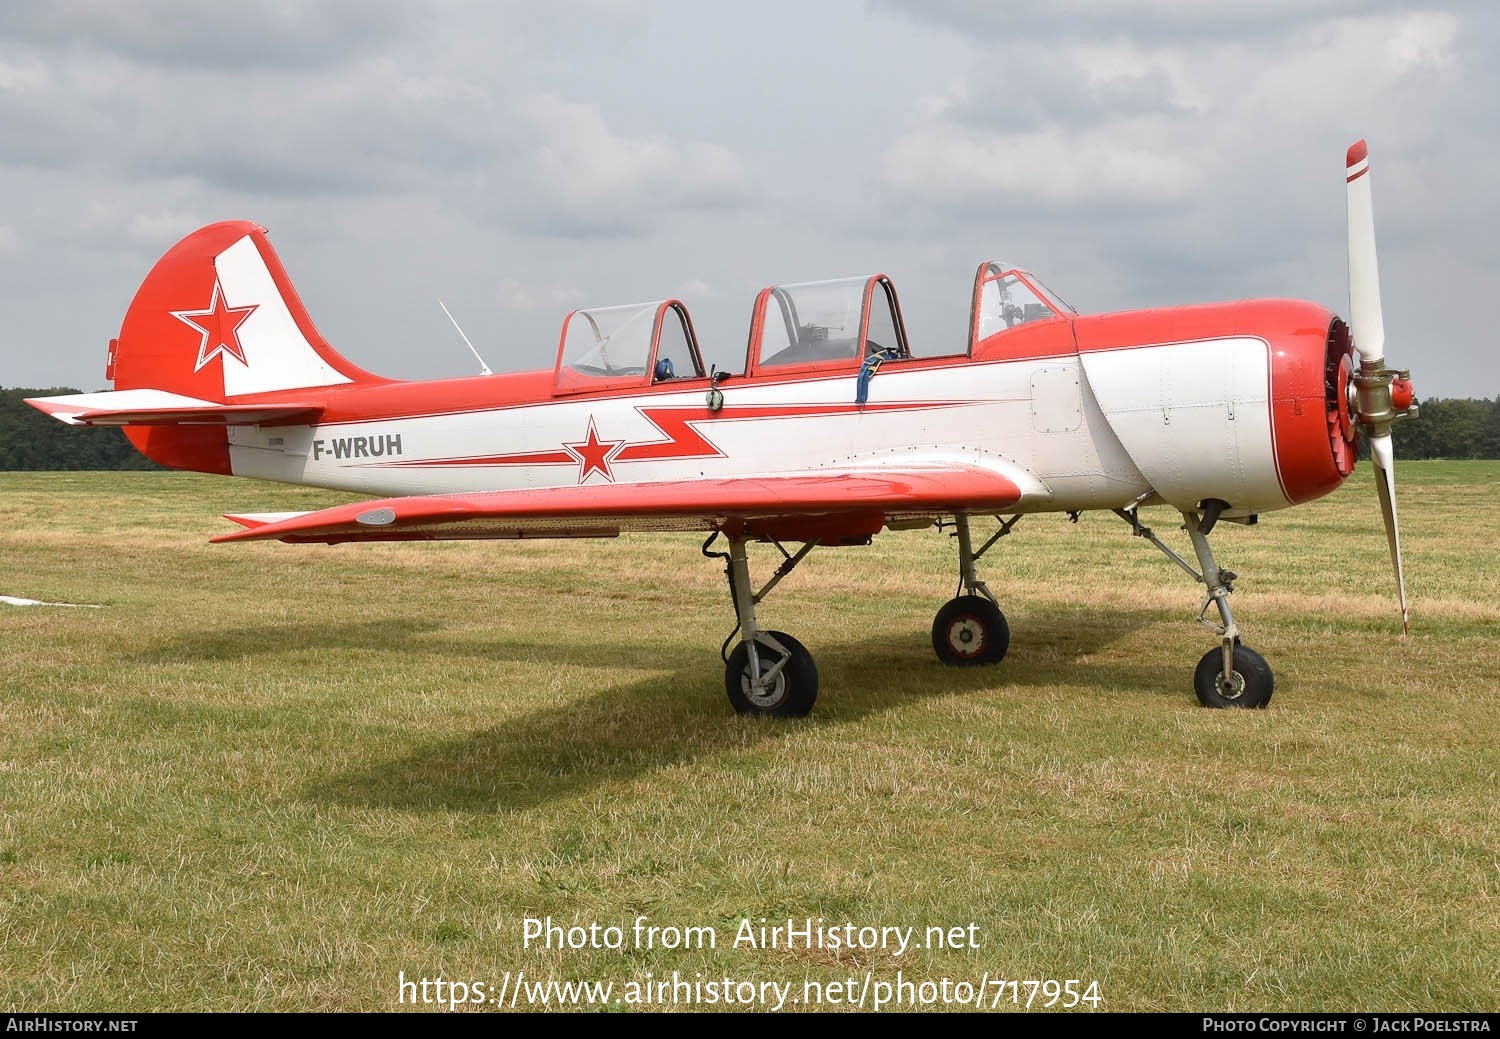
[
  {"xmin": 0, "ymin": 388, "xmax": 161, "ymax": 470},
  {"xmin": 1384, "ymin": 397, "xmax": 1500, "ymax": 460},
  {"xmin": 1, "ymin": 386, "xmax": 1497, "ymax": 470}
]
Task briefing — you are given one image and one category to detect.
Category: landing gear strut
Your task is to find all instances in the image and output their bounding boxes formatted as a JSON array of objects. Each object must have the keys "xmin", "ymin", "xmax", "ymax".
[
  {"xmin": 704, "ymin": 534, "xmax": 819, "ymax": 716},
  {"xmin": 1115, "ymin": 505, "xmax": 1274, "ymax": 709},
  {"xmin": 931, "ymin": 515, "xmax": 1015, "ymax": 667}
]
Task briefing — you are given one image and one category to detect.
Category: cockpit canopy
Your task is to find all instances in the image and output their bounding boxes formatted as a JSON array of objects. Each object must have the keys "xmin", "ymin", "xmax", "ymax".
[
  {"xmin": 554, "ymin": 299, "xmax": 705, "ymax": 395},
  {"xmin": 746, "ymin": 274, "xmax": 909, "ymax": 376},
  {"xmin": 969, "ymin": 262, "xmax": 1075, "ymax": 353},
  {"xmin": 551, "ymin": 263, "xmax": 1076, "ymax": 395}
]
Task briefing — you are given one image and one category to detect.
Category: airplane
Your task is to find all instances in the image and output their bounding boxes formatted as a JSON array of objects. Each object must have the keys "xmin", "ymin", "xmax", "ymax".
[{"xmin": 27, "ymin": 140, "xmax": 1416, "ymax": 717}]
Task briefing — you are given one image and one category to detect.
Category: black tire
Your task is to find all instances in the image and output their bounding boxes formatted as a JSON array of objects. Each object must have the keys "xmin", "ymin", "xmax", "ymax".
[
  {"xmin": 931, "ymin": 595, "xmax": 1010, "ymax": 666},
  {"xmin": 1193, "ymin": 644, "xmax": 1274, "ymax": 708},
  {"xmin": 725, "ymin": 631, "xmax": 818, "ymax": 717}
]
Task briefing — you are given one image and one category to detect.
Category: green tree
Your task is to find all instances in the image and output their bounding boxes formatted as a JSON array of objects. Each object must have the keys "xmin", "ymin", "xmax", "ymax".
[
  {"xmin": 1392, "ymin": 398, "xmax": 1497, "ymax": 460},
  {"xmin": 0, "ymin": 388, "xmax": 162, "ymax": 471}
]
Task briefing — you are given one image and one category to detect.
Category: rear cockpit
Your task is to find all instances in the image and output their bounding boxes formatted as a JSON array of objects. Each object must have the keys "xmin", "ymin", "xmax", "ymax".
[{"xmin": 554, "ymin": 299, "xmax": 707, "ymax": 395}]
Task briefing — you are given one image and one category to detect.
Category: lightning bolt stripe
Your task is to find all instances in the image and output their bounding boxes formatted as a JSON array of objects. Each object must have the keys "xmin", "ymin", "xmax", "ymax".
[
  {"xmin": 358, "ymin": 400, "xmax": 972, "ymax": 469},
  {"xmin": 380, "ymin": 449, "xmax": 576, "ymax": 469}
]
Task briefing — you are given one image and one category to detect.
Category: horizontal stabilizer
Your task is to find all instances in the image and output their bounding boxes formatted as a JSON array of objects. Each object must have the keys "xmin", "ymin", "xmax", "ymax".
[
  {"xmin": 212, "ymin": 466, "xmax": 1032, "ymax": 544},
  {"xmin": 25, "ymin": 389, "xmax": 322, "ymax": 427}
]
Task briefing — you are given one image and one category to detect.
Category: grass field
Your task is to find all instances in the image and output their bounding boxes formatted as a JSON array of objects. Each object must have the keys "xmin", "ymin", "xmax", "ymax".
[{"xmin": 1, "ymin": 462, "xmax": 1496, "ymax": 1013}]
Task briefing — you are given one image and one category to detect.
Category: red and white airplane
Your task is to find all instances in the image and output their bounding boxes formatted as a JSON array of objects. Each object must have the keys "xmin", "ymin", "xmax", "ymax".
[{"xmin": 28, "ymin": 140, "xmax": 1415, "ymax": 716}]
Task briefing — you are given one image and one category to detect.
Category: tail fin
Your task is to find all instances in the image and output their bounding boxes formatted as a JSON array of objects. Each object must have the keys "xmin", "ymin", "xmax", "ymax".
[
  {"xmin": 90, "ymin": 221, "xmax": 385, "ymax": 472},
  {"xmin": 113, "ymin": 220, "xmax": 381, "ymax": 398}
]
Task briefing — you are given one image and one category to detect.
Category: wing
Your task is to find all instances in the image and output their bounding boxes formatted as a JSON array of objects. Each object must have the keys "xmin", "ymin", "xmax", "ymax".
[{"xmin": 213, "ymin": 465, "xmax": 1039, "ymax": 545}]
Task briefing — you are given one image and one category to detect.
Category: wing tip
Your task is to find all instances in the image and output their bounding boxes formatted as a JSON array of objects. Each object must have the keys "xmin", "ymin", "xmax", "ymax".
[
  {"xmin": 213, "ymin": 511, "xmax": 313, "ymax": 543},
  {"xmin": 22, "ymin": 396, "xmax": 85, "ymax": 424}
]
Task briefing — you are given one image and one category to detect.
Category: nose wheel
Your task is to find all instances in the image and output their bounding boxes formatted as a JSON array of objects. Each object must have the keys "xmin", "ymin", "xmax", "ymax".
[
  {"xmin": 1116, "ymin": 504, "xmax": 1278, "ymax": 709},
  {"xmin": 1193, "ymin": 644, "xmax": 1273, "ymax": 709}
]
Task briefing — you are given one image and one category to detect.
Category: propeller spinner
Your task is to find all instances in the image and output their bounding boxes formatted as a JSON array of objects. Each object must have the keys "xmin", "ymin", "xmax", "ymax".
[{"xmin": 1344, "ymin": 139, "xmax": 1417, "ymax": 633}]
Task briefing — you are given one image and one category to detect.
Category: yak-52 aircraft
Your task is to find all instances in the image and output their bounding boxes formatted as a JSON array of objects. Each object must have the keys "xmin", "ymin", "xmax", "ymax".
[{"xmin": 29, "ymin": 140, "xmax": 1415, "ymax": 716}]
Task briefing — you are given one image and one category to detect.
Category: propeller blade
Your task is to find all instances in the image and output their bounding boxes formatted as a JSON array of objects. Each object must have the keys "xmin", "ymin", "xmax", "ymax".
[
  {"xmin": 1346, "ymin": 139, "xmax": 1385, "ymax": 363},
  {"xmin": 1369, "ymin": 432, "xmax": 1409, "ymax": 634}
]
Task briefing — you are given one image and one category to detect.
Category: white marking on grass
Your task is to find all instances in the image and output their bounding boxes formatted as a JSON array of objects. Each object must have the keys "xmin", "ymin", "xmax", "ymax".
[{"xmin": 1, "ymin": 595, "xmax": 105, "ymax": 608}]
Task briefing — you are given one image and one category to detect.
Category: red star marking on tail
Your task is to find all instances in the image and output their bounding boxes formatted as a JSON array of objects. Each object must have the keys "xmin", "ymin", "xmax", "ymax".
[
  {"xmin": 172, "ymin": 280, "xmax": 258, "ymax": 373},
  {"xmin": 564, "ymin": 418, "xmax": 624, "ymax": 483}
]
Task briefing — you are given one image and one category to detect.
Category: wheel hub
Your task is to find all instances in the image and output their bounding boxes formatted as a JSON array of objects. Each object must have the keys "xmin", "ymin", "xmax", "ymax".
[
  {"xmin": 948, "ymin": 617, "xmax": 983, "ymax": 655},
  {"xmin": 741, "ymin": 664, "xmax": 787, "ymax": 709},
  {"xmin": 1215, "ymin": 669, "xmax": 1247, "ymax": 700}
]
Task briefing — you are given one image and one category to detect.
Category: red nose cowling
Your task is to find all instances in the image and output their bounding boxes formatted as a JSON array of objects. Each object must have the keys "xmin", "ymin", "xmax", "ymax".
[{"xmin": 1263, "ymin": 301, "xmax": 1358, "ymax": 506}]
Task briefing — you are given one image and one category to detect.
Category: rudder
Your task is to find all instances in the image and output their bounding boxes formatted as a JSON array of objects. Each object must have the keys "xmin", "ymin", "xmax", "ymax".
[
  {"xmin": 111, "ymin": 221, "xmax": 382, "ymax": 400},
  {"xmin": 107, "ymin": 221, "xmax": 385, "ymax": 472}
]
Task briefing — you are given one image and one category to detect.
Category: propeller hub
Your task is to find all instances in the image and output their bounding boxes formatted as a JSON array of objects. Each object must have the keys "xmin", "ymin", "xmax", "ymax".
[{"xmin": 1350, "ymin": 359, "xmax": 1417, "ymax": 438}]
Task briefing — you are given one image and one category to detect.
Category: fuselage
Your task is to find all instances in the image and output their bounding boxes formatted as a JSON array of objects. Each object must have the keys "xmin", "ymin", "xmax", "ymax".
[
  {"xmin": 220, "ymin": 297, "xmax": 1350, "ymax": 523},
  {"xmin": 66, "ymin": 222, "xmax": 1350, "ymax": 525}
]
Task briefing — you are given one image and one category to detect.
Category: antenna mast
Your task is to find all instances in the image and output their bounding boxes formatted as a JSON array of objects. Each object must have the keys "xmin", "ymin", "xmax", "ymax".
[{"xmin": 438, "ymin": 299, "xmax": 493, "ymax": 376}]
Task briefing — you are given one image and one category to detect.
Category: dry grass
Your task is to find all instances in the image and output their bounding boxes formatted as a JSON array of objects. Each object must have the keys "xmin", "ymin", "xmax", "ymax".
[{"xmin": 1, "ymin": 463, "xmax": 1496, "ymax": 1012}]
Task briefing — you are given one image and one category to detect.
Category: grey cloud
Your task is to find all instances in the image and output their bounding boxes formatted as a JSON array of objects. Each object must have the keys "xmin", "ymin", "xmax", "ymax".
[
  {"xmin": 868, "ymin": 0, "xmax": 1486, "ymax": 45},
  {"xmin": 132, "ymin": 67, "xmax": 503, "ymax": 197},
  {"xmin": 0, "ymin": 0, "xmax": 420, "ymax": 70},
  {"xmin": 941, "ymin": 53, "xmax": 1189, "ymax": 134},
  {"xmin": 0, "ymin": 43, "xmax": 505, "ymax": 196},
  {"xmin": 0, "ymin": 7, "xmax": 754, "ymax": 231},
  {"xmin": 494, "ymin": 94, "xmax": 757, "ymax": 239}
]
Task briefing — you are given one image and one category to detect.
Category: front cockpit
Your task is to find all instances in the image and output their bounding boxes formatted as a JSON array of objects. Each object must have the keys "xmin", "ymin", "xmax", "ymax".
[{"xmin": 970, "ymin": 262, "xmax": 1075, "ymax": 341}]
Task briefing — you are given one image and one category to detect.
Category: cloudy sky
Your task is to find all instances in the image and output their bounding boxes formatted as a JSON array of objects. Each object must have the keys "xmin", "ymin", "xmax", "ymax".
[{"xmin": 1, "ymin": 0, "xmax": 1494, "ymax": 398}]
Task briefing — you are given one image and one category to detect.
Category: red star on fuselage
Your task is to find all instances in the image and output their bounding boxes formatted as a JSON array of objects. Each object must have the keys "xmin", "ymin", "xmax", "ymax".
[
  {"xmin": 564, "ymin": 418, "xmax": 624, "ymax": 483},
  {"xmin": 172, "ymin": 280, "xmax": 258, "ymax": 373}
]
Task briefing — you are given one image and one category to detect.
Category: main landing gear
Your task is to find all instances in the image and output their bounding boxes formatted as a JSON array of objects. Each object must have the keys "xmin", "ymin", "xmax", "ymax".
[
  {"xmin": 931, "ymin": 515, "xmax": 1015, "ymax": 667},
  {"xmin": 704, "ymin": 515, "xmax": 1021, "ymax": 717},
  {"xmin": 704, "ymin": 534, "xmax": 820, "ymax": 717},
  {"xmin": 1115, "ymin": 503, "xmax": 1275, "ymax": 709}
]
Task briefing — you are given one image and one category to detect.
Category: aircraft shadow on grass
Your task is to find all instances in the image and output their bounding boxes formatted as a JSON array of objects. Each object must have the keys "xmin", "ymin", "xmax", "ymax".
[
  {"xmin": 248, "ymin": 605, "xmax": 1160, "ymax": 813},
  {"xmin": 132, "ymin": 616, "xmax": 448, "ymax": 661}
]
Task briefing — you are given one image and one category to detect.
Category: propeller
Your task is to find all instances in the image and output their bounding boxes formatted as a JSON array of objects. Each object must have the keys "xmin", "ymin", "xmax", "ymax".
[{"xmin": 1344, "ymin": 139, "xmax": 1416, "ymax": 633}]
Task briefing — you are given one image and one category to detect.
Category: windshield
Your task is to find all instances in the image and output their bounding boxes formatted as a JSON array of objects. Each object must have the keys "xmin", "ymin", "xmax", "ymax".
[
  {"xmin": 973, "ymin": 263, "xmax": 1073, "ymax": 342},
  {"xmin": 1025, "ymin": 272, "xmax": 1075, "ymax": 315}
]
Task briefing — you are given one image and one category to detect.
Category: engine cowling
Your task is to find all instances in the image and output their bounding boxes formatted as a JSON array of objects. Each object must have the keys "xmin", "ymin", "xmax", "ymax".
[{"xmin": 1074, "ymin": 299, "xmax": 1356, "ymax": 517}]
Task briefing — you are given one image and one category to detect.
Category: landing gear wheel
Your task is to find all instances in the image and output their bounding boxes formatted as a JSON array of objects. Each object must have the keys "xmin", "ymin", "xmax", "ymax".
[
  {"xmin": 725, "ymin": 631, "xmax": 818, "ymax": 717},
  {"xmin": 931, "ymin": 595, "xmax": 1010, "ymax": 666},
  {"xmin": 1193, "ymin": 644, "xmax": 1274, "ymax": 709}
]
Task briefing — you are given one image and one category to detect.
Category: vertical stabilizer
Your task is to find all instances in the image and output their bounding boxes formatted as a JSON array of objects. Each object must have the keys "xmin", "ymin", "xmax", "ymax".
[{"xmin": 101, "ymin": 221, "xmax": 386, "ymax": 472}]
